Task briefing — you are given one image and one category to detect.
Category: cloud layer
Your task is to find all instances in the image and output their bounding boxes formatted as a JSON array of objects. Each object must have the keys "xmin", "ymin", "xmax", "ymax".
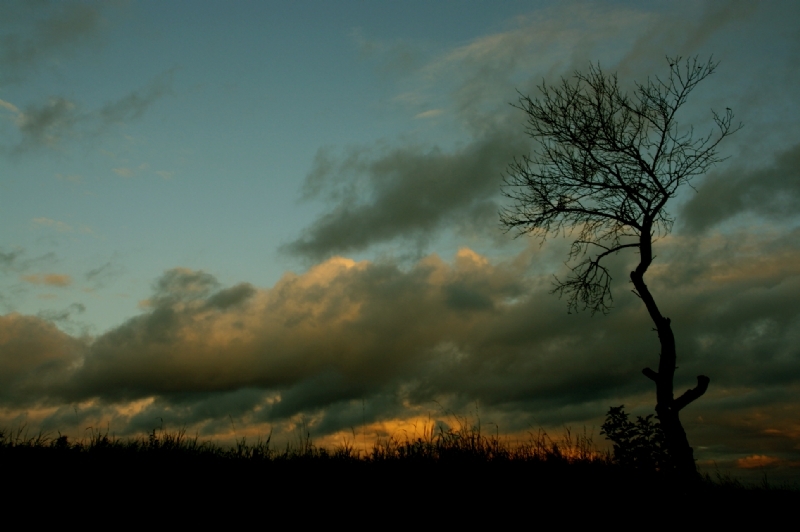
[
  {"xmin": 3, "ymin": 232, "xmax": 799, "ymax": 475},
  {"xmin": 681, "ymin": 142, "xmax": 800, "ymax": 231}
]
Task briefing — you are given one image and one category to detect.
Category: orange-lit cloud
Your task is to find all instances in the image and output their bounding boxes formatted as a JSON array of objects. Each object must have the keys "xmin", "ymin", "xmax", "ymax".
[
  {"xmin": 32, "ymin": 217, "xmax": 73, "ymax": 232},
  {"xmin": 736, "ymin": 455, "xmax": 781, "ymax": 469},
  {"xmin": 414, "ymin": 109, "xmax": 444, "ymax": 119},
  {"xmin": 0, "ymin": 313, "xmax": 85, "ymax": 400},
  {"xmin": 112, "ymin": 167, "xmax": 134, "ymax": 177},
  {"xmin": 21, "ymin": 273, "xmax": 72, "ymax": 286}
]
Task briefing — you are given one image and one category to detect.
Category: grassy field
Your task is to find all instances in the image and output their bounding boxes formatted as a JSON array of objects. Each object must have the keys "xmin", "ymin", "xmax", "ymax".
[{"xmin": 3, "ymin": 422, "xmax": 796, "ymax": 514}]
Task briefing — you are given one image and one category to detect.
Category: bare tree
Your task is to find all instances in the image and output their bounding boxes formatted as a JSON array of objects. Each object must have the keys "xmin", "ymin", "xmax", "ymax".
[{"xmin": 501, "ymin": 56, "xmax": 740, "ymax": 475}]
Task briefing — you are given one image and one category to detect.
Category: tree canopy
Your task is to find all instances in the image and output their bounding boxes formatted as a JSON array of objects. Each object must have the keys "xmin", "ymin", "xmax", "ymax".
[{"xmin": 501, "ymin": 56, "xmax": 740, "ymax": 314}]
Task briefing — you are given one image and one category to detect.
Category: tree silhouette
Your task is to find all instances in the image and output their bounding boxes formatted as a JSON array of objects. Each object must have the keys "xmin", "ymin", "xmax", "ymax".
[{"xmin": 501, "ymin": 56, "xmax": 740, "ymax": 475}]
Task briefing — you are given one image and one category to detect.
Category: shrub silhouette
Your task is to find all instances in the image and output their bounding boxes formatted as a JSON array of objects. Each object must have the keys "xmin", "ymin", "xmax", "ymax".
[{"xmin": 601, "ymin": 405, "xmax": 668, "ymax": 470}]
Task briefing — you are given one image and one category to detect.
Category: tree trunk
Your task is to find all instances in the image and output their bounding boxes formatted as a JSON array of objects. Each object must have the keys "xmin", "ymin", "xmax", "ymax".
[{"xmin": 631, "ymin": 228, "xmax": 709, "ymax": 477}]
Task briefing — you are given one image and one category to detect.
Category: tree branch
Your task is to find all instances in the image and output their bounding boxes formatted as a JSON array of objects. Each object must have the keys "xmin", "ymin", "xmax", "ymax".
[
  {"xmin": 642, "ymin": 367, "xmax": 659, "ymax": 382},
  {"xmin": 674, "ymin": 375, "xmax": 710, "ymax": 411}
]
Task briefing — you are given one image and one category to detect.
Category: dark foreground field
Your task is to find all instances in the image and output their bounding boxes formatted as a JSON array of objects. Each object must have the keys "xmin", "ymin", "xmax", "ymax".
[{"xmin": 3, "ymin": 425, "xmax": 796, "ymax": 519}]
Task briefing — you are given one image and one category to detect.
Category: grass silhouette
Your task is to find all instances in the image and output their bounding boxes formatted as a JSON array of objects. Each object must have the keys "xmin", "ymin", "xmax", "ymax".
[
  {"xmin": 2, "ymin": 420, "xmax": 796, "ymax": 514},
  {"xmin": 3, "ymin": 416, "xmax": 612, "ymax": 468}
]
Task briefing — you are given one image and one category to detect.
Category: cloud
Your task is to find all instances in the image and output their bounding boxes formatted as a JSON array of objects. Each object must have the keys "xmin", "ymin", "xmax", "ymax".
[
  {"xmin": 0, "ymin": 248, "xmax": 24, "ymax": 270},
  {"xmin": 15, "ymin": 97, "xmax": 80, "ymax": 150},
  {"xmin": 681, "ymin": 143, "xmax": 800, "ymax": 232},
  {"xmin": 284, "ymin": 131, "xmax": 527, "ymax": 260},
  {"xmin": 111, "ymin": 163, "xmax": 152, "ymax": 179},
  {"xmin": 0, "ymin": 1, "xmax": 105, "ymax": 85},
  {"xmin": 20, "ymin": 273, "xmax": 72, "ymax": 287},
  {"xmin": 0, "ymin": 313, "xmax": 86, "ymax": 403},
  {"xmin": 615, "ymin": 0, "xmax": 756, "ymax": 78},
  {"xmin": 414, "ymin": 109, "xmax": 444, "ymax": 119},
  {"xmin": 0, "ymin": 98, "xmax": 20, "ymax": 114},
  {"xmin": 32, "ymin": 217, "xmax": 73, "ymax": 232},
  {"xmin": 1, "ymin": 75, "xmax": 174, "ymax": 153},
  {"xmin": 38, "ymin": 303, "xmax": 86, "ymax": 323},
  {"xmin": 99, "ymin": 69, "xmax": 175, "ymax": 124},
  {"xmin": 84, "ymin": 258, "xmax": 125, "ymax": 289},
  {"xmin": 735, "ymin": 454, "xmax": 780, "ymax": 469},
  {"xmin": 0, "ymin": 248, "xmax": 56, "ymax": 276},
  {"xmin": 206, "ymin": 283, "xmax": 256, "ymax": 310},
  {"xmin": 348, "ymin": 27, "xmax": 429, "ymax": 77},
  {"xmin": 0, "ymin": 252, "xmax": 529, "ymax": 413},
  {"xmin": 112, "ymin": 167, "xmax": 134, "ymax": 178},
  {"xmin": 148, "ymin": 267, "xmax": 220, "ymax": 306},
  {"xmin": 0, "ymin": 3, "xmax": 169, "ymax": 153}
]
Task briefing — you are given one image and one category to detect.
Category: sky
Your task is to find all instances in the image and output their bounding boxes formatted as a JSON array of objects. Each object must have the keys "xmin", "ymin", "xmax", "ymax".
[{"xmin": 1, "ymin": 0, "xmax": 799, "ymax": 481}]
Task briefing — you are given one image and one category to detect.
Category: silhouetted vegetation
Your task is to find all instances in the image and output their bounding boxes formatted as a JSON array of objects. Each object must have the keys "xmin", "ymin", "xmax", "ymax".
[
  {"xmin": 601, "ymin": 405, "xmax": 668, "ymax": 471},
  {"xmin": 3, "ymin": 422, "xmax": 795, "ymax": 512}
]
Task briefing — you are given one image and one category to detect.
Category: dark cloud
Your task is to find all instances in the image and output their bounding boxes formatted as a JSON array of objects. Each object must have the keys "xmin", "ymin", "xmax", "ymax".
[
  {"xmin": 37, "ymin": 303, "xmax": 86, "ymax": 323},
  {"xmin": 15, "ymin": 97, "xmax": 80, "ymax": 150},
  {"xmin": 85, "ymin": 257, "xmax": 125, "ymax": 289},
  {"xmin": 270, "ymin": 370, "xmax": 366, "ymax": 420},
  {"xmin": 148, "ymin": 267, "xmax": 219, "ymax": 306},
  {"xmin": 0, "ymin": 0, "xmax": 105, "ymax": 85},
  {"xmin": 0, "ymin": 248, "xmax": 24, "ymax": 271},
  {"xmin": 0, "ymin": 313, "xmax": 85, "ymax": 403},
  {"xmin": 123, "ymin": 388, "xmax": 271, "ymax": 436},
  {"xmin": 443, "ymin": 282, "xmax": 494, "ymax": 311},
  {"xmin": 206, "ymin": 283, "xmax": 256, "ymax": 310},
  {"xmin": 5, "ymin": 74, "xmax": 174, "ymax": 153},
  {"xmin": 0, "ymin": 247, "xmax": 58, "ymax": 285},
  {"xmin": 284, "ymin": 131, "xmax": 526, "ymax": 260},
  {"xmin": 615, "ymin": 0, "xmax": 756, "ymax": 79},
  {"xmin": 85, "ymin": 263, "xmax": 112, "ymax": 281},
  {"xmin": 681, "ymin": 143, "xmax": 800, "ymax": 232},
  {"xmin": 99, "ymin": 69, "xmax": 176, "ymax": 124}
]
